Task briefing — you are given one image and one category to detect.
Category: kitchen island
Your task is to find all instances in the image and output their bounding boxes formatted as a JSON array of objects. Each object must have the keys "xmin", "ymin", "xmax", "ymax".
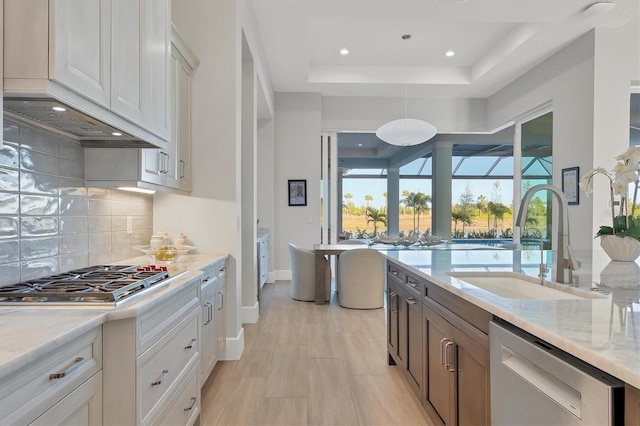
[{"xmin": 382, "ymin": 248, "xmax": 639, "ymax": 424}]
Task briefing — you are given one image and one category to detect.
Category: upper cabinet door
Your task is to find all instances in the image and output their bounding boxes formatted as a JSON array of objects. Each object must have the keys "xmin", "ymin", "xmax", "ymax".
[
  {"xmin": 51, "ymin": 0, "xmax": 111, "ymax": 107},
  {"xmin": 142, "ymin": 0, "xmax": 171, "ymax": 141},
  {"xmin": 110, "ymin": 0, "xmax": 143, "ymax": 124}
]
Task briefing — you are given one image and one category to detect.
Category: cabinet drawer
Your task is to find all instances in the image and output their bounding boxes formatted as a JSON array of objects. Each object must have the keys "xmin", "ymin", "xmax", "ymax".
[
  {"xmin": 404, "ymin": 271, "xmax": 425, "ymax": 299},
  {"xmin": 137, "ymin": 276, "xmax": 200, "ymax": 354},
  {"xmin": 0, "ymin": 327, "xmax": 102, "ymax": 425},
  {"xmin": 387, "ymin": 262, "xmax": 405, "ymax": 285},
  {"xmin": 151, "ymin": 363, "xmax": 200, "ymax": 426},
  {"xmin": 425, "ymin": 281, "xmax": 493, "ymax": 336},
  {"xmin": 138, "ymin": 309, "xmax": 199, "ymax": 423}
]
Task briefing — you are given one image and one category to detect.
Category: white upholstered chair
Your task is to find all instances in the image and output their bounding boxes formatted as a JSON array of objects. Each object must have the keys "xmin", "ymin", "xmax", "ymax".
[
  {"xmin": 337, "ymin": 248, "xmax": 385, "ymax": 309},
  {"xmin": 289, "ymin": 243, "xmax": 331, "ymax": 302}
]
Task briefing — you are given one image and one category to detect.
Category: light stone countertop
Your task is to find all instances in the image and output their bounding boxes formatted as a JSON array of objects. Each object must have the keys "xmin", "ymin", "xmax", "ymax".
[
  {"xmin": 382, "ymin": 249, "xmax": 640, "ymax": 388},
  {"xmin": 0, "ymin": 253, "xmax": 228, "ymax": 381}
]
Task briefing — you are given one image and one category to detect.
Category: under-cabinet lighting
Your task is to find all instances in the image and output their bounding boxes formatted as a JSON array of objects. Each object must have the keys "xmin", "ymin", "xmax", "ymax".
[
  {"xmin": 112, "ymin": 132, "xmax": 123, "ymax": 136},
  {"xmin": 117, "ymin": 187, "xmax": 156, "ymax": 194},
  {"xmin": 52, "ymin": 106, "xmax": 66, "ymax": 112}
]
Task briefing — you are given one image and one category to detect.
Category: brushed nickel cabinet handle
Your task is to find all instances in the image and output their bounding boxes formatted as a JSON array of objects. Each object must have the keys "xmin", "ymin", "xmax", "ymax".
[
  {"xmin": 151, "ymin": 369, "xmax": 170, "ymax": 386},
  {"xmin": 407, "ymin": 297, "xmax": 417, "ymax": 305},
  {"xmin": 184, "ymin": 397, "xmax": 197, "ymax": 412},
  {"xmin": 440, "ymin": 338, "xmax": 448, "ymax": 366},
  {"xmin": 444, "ymin": 341, "xmax": 456, "ymax": 372},
  {"xmin": 49, "ymin": 357, "xmax": 85, "ymax": 380},
  {"xmin": 184, "ymin": 338, "xmax": 197, "ymax": 350},
  {"xmin": 390, "ymin": 292, "xmax": 397, "ymax": 313},
  {"xmin": 180, "ymin": 159, "xmax": 185, "ymax": 178}
]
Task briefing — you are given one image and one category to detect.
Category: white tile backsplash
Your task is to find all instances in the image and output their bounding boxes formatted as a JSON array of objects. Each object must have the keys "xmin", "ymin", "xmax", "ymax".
[
  {"xmin": 0, "ymin": 116, "xmax": 154, "ymax": 285},
  {"xmin": 0, "ymin": 167, "xmax": 19, "ymax": 191}
]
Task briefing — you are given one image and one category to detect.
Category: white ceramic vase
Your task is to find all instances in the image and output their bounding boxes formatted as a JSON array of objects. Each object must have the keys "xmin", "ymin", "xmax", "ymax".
[{"xmin": 599, "ymin": 235, "xmax": 640, "ymax": 262}]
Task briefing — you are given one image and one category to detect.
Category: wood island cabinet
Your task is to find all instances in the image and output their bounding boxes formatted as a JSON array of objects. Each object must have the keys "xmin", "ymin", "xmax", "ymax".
[
  {"xmin": 386, "ymin": 263, "xmax": 423, "ymax": 399},
  {"xmin": 386, "ymin": 260, "xmax": 491, "ymax": 426}
]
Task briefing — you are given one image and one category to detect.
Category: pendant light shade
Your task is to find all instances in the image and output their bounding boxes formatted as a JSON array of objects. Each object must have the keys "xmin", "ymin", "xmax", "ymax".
[
  {"xmin": 376, "ymin": 118, "xmax": 437, "ymax": 146},
  {"xmin": 376, "ymin": 34, "xmax": 437, "ymax": 146}
]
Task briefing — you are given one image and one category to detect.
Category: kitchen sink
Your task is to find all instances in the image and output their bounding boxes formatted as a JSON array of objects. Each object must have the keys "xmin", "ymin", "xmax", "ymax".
[{"xmin": 447, "ymin": 272, "xmax": 603, "ymax": 300}]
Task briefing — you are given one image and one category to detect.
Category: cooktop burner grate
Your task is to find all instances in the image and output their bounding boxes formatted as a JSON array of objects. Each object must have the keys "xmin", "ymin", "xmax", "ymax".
[{"xmin": 0, "ymin": 265, "xmax": 172, "ymax": 304}]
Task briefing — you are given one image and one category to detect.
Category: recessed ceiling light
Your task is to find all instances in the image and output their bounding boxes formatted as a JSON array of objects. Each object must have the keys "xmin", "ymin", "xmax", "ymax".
[
  {"xmin": 445, "ymin": 50, "xmax": 455, "ymax": 57},
  {"xmin": 52, "ymin": 106, "xmax": 66, "ymax": 112},
  {"xmin": 112, "ymin": 132, "xmax": 123, "ymax": 136},
  {"xmin": 358, "ymin": 143, "xmax": 363, "ymax": 147},
  {"xmin": 340, "ymin": 48, "xmax": 349, "ymax": 55}
]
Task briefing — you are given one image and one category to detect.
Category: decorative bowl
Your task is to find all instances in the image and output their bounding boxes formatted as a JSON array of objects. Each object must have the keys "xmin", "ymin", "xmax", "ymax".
[{"xmin": 133, "ymin": 245, "xmax": 195, "ymax": 264}]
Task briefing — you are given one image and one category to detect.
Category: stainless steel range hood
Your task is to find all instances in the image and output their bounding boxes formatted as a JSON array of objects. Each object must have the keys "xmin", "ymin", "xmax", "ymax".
[{"xmin": 3, "ymin": 97, "xmax": 164, "ymax": 149}]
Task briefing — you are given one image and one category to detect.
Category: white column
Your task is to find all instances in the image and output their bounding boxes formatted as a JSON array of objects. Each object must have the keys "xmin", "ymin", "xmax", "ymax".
[
  {"xmin": 432, "ymin": 141, "xmax": 453, "ymax": 239},
  {"xmin": 387, "ymin": 168, "xmax": 400, "ymax": 236}
]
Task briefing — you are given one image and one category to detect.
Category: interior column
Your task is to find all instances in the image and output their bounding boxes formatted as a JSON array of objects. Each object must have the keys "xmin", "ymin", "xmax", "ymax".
[
  {"xmin": 432, "ymin": 141, "xmax": 453, "ymax": 240},
  {"xmin": 387, "ymin": 167, "xmax": 400, "ymax": 237}
]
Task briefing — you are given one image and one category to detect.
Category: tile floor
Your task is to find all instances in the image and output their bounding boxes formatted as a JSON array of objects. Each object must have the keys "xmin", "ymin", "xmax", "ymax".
[{"xmin": 199, "ymin": 280, "xmax": 433, "ymax": 425}]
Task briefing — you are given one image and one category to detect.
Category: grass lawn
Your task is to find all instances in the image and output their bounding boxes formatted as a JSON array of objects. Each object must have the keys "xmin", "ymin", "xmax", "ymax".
[{"xmin": 341, "ymin": 213, "xmax": 513, "ymax": 236}]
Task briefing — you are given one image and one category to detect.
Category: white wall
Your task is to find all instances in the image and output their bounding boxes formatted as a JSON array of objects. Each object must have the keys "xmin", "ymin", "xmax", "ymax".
[
  {"xmin": 486, "ymin": 20, "xmax": 640, "ymax": 252},
  {"xmin": 168, "ymin": 0, "xmax": 275, "ymax": 359},
  {"xmin": 321, "ymin": 96, "xmax": 486, "ymax": 133},
  {"xmin": 273, "ymin": 93, "xmax": 322, "ymax": 273}
]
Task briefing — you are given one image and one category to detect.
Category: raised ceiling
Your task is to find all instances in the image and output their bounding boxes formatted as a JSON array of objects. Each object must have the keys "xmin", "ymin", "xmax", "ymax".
[{"xmin": 251, "ymin": 0, "xmax": 639, "ymax": 98}]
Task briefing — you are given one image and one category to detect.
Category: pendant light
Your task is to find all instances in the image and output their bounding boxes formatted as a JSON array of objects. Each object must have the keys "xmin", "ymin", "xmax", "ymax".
[{"xmin": 375, "ymin": 35, "xmax": 437, "ymax": 146}]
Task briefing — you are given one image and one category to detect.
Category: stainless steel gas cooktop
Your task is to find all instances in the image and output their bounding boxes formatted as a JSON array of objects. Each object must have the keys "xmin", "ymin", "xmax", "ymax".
[{"xmin": 0, "ymin": 265, "xmax": 178, "ymax": 307}]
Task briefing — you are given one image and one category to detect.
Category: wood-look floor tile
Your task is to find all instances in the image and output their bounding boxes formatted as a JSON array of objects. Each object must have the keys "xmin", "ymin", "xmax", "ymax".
[
  {"xmin": 214, "ymin": 376, "xmax": 267, "ymax": 425},
  {"xmin": 347, "ymin": 374, "xmax": 433, "ymax": 425},
  {"xmin": 253, "ymin": 397, "xmax": 308, "ymax": 425},
  {"xmin": 200, "ymin": 281, "xmax": 433, "ymax": 426},
  {"xmin": 265, "ymin": 344, "xmax": 308, "ymax": 398},
  {"xmin": 307, "ymin": 358, "xmax": 358, "ymax": 425}
]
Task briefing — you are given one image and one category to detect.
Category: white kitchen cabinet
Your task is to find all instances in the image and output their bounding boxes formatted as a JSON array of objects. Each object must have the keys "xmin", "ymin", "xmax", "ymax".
[
  {"xmin": 102, "ymin": 276, "xmax": 201, "ymax": 426},
  {"xmin": 84, "ymin": 26, "xmax": 197, "ymax": 192},
  {"xmin": 257, "ymin": 235, "xmax": 269, "ymax": 289},
  {"xmin": 3, "ymin": 0, "xmax": 170, "ymax": 148},
  {"xmin": 0, "ymin": 327, "xmax": 103, "ymax": 425},
  {"xmin": 111, "ymin": 0, "xmax": 171, "ymax": 141},
  {"xmin": 30, "ymin": 372, "xmax": 103, "ymax": 426},
  {"xmin": 200, "ymin": 259, "xmax": 227, "ymax": 383},
  {"xmin": 51, "ymin": 0, "xmax": 111, "ymax": 107},
  {"xmin": 4, "ymin": 0, "xmax": 110, "ymax": 108}
]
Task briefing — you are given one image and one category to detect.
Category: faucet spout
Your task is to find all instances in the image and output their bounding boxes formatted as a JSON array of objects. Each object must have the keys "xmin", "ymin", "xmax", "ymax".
[{"xmin": 515, "ymin": 184, "xmax": 579, "ymax": 283}]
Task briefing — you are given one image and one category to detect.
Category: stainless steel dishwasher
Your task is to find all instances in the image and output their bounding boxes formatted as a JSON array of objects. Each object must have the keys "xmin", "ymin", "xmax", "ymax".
[{"xmin": 490, "ymin": 321, "xmax": 624, "ymax": 425}]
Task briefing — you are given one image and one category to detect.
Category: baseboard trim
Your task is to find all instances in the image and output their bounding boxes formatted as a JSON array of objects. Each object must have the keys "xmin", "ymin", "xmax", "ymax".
[
  {"xmin": 241, "ymin": 301, "xmax": 260, "ymax": 324},
  {"xmin": 267, "ymin": 271, "xmax": 276, "ymax": 283},
  {"xmin": 274, "ymin": 269, "xmax": 292, "ymax": 281},
  {"xmin": 222, "ymin": 327, "xmax": 245, "ymax": 360}
]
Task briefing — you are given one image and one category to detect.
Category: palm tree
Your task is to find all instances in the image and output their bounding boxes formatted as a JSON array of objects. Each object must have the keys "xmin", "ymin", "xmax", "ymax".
[
  {"xmin": 405, "ymin": 192, "xmax": 419, "ymax": 232},
  {"xmin": 344, "ymin": 193, "xmax": 353, "ymax": 215},
  {"xmin": 452, "ymin": 208, "xmax": 472, "ymax": 234},
  {"xmin": 364, "ymin": 194, "xmax": 373, "ymax": 208},
  {"xmin": 382, "ymin": 192, "xmax": 388, "ymax": 214},
  {"xmin": 401, "ymin": 190, "xmax": 411, "ymax": 216},
  {"xmin": 414, "ymin": 192, "xmax": 431, "ymax": 233},
  {"xmin": 365, "ymin": 207, "xmax": 387, "ymax": 236}
]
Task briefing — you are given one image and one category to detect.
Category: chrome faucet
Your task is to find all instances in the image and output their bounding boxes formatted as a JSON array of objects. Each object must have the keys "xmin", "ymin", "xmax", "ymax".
[
  {"xmin": 515, "ymin": 184, "xmax": 580, "ymax": 283},
  {"xmin": 538, "ymin": 236, "xmax": 549, "ymax": 283}
]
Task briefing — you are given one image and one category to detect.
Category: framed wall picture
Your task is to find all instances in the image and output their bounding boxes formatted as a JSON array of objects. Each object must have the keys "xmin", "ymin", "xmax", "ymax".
[
  {"xmin": 288, "ymin": 179, "xmax": 307, "ymax": 206},
  {"xmin": 562, "ymin": 166, "xmax": 579, "ymax": 205}
]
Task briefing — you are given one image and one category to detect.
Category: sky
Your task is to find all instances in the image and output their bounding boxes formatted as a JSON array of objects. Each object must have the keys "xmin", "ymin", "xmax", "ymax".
[{"xmin": 342, "ymin": 178, "xmax": 515, "ymax": 209}]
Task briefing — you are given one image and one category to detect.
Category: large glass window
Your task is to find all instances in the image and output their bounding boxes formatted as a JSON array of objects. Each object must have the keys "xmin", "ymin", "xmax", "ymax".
[{"xmin": 520, "ymin": 111, "xmax": 553, "ymax": 249}]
